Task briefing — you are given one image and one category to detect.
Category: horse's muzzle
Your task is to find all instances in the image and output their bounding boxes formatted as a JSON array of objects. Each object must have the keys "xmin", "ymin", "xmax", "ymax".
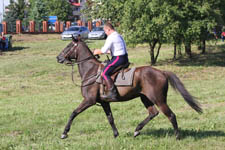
[{"xmin": 57, "ymin": 55, "xmax": 65, "ymax": 64}]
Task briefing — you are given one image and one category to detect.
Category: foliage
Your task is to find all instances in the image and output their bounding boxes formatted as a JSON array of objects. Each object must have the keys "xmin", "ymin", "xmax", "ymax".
[
  {"xmin": 45, "ymin": 0, "xmax": 73, "ymax": 21},
  {"xmin": 85, "ymin": 0, "xmax": 225, "ymax": 64},
  {"xmin": 4, "ymin": 0, "xmax": 28, "ymax": 32},
  {"xmin": 83, "ymin": 0, "xmax": 127, "ymax": 25},
  {"xmin": 28, "ymin": 0, "xmax": 48, "ymax": 25}
]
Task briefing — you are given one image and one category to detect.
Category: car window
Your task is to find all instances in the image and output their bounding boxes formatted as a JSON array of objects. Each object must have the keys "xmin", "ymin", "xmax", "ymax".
[
  {"xmin": 71, "ymin": 22, "xmax": 78, "ymax": 26},
  {"xmin": 81, "ymin": 27, "xmax": 87, "ymax": 31},
  {"xmin": 92, "ymin": 27, "xmax": 103, "ymax": 31},
  {"xmin": 67, "ymin": 27, "xmax": 80, "ymax": 31}
]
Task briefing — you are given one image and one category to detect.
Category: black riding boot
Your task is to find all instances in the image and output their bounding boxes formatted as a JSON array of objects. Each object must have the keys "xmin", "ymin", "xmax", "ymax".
[{"xmin": 101, "ymin": 78, "xmax": 117, "ymax": 100}]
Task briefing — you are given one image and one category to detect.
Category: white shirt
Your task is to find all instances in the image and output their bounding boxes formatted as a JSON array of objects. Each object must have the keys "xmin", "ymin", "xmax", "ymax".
[{"xmin": 101, "ymin": 31, "xmax": 127, "ymax": 56}]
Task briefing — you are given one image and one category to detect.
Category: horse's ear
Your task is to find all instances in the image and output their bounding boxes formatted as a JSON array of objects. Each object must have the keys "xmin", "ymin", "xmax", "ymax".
[{"xmin": 72, "ymin": 35, "xmax": 79, "ymax": 43}]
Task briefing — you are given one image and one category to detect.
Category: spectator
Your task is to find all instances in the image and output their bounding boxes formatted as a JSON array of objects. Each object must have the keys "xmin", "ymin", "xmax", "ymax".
[
  {"xmin": 221, "ymin": 31, "xmax": 225, "ymax": 42},
  {"xmin": 0, "ymin": 32, "xmax": 6, "ymax": 51},
  {"xmin": 213, "ymin": 29, "xmax": 218, "ymax": 39}
]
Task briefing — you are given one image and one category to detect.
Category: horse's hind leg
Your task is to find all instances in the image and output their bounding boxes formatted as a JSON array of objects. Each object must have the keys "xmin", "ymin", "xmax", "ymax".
[
  {"xmin": 134, "ymin": 95, "xmax": 159, "ymax": 137},
  {"xmin": 158, "ymin": 103, "xmax": 180, "ymax": 140},
  {"xmin": 101, "ymin": 101, "xmax": 119, "ymax": 138}
]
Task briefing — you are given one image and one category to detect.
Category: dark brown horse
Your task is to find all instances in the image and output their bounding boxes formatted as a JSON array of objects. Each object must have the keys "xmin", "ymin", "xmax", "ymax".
[{"xmin": 57, "ymin": 38, "xmax": 202, "ymax": 140}]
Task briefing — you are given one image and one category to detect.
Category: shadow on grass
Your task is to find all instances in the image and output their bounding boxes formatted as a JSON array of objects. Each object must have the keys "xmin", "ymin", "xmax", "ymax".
[
  {"xmin": 5, "ymin": 46, "xmax": 30, "ymax": 52},
  {"xmin": 140, "ymin": 128, "xmax": 225, "ymax": 140},
  {"xmin": 157, "ymin": 43, "xmax": 225, "ymax": 67}
]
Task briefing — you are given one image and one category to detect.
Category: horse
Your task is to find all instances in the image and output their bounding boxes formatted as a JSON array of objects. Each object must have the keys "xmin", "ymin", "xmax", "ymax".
[{"xmin": 56, "ymin": 37, "xmax": 202, "ymax": 140}]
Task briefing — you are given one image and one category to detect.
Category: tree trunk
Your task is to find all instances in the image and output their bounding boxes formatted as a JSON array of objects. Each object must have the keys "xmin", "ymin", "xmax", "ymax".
[
  {"xmin": 178, "ymin": 44, "xmax": 182, "ymax": 56},
  {"xmin": 149, "ymin": 40, "xmax": 158, "ymax": 65},
  {"xmin": 173, "ymin": 43, "xmax": 177, "ymax": 60},
  {"xmin": 185, "ymin": 42, "xmax": 192, "ymax": 58},
  {"xmin": 201, "ymin": 39, "xmax": 206, "ymax": 54},
  {"xmin": 155, "ymin": 42, "xmax": 161, "ymax": 62}
]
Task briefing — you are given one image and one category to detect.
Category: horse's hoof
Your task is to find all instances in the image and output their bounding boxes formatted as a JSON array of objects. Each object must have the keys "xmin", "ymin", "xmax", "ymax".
[
  {"xmin": 176, "ymin": 133, "xmax": 180, "ymax": 140},
  {"xmin": 134, "ymin": 131, "xmax": 140, "ymax": 137},
  {"xmin": 61, "ymin": 133, "xmax": 68, "ymax": 139},
  {"xmin": 114, "ymin": 132, "xmax": 119, "ymax": 138}
]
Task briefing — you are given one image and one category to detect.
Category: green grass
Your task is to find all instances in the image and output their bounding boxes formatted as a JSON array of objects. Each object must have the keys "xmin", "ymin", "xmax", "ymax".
[{"xmin": 0, "ymin": 34, "xmax": 225, "ymax": 150}]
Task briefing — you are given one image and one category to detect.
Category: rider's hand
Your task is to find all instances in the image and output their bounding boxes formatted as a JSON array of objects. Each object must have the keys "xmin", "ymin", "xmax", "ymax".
[{"xmin": 93, "ymin": 49, "xmax": 102, "ymax": 55}]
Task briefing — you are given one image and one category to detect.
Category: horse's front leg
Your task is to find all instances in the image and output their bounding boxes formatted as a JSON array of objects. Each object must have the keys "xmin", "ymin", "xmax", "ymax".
[
  {"xmin": 101, "ymin": 101, "xmax": 119, "ymax": 138},
  {"xmin": 61, "ymin": 99, "xmax": 95, "ymax": 139}
]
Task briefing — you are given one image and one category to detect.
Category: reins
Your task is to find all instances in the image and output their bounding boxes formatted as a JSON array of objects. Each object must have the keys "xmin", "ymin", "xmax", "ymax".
[
  {"xmin": 63, "ymin": 42, "xmax": 98, "ymax": 87},
  {"xmin": 70, "ymin": 55, "xmax": 97, "ymax": 87}
]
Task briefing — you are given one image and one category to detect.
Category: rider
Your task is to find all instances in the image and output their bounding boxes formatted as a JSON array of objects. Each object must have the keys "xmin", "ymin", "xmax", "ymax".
[{"xmin": 94, "ymin": 22, "xmax": 129, "ymax": 100}]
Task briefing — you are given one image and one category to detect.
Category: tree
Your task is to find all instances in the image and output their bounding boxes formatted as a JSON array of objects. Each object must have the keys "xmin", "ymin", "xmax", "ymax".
[
  {"xmin": 28, "ymin": 0, "xmax": 48, "ymax": 24},
  {"xmin": 86, "ymin": 0, "xmax": 225, "ymax": 64},
  {"xmin": 83, "ymin": 0, "xmax": 127, "ymax": 25},
  {"xmin": 4, "ymin": 0, "xmax": 27, "ymax": 32},
  {"xmin": 45, "ymin": 0, "xmax": 73, "ymax": 21},
  {"xmin": 120, "ymin": 0, "xmax": 167, "ymax": 65}
]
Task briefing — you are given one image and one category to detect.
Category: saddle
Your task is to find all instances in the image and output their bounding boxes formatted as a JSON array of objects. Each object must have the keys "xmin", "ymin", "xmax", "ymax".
[
  {"xmin": 96, "ymin": 62, "xmax": 136, "ymax": 86},
  {"xmin": 96, "ymin": 62, "xmax": 136, "ymax": 98}
]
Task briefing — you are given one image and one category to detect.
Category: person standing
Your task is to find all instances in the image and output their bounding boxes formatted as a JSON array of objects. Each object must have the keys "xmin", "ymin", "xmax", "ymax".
[
  {"xmin": 0, "ymin": 32, "xmax": 6, "ymax": 52},
  {"xmin": 94, "ymin": 22, "xmax": 129, "ymax": 100}
]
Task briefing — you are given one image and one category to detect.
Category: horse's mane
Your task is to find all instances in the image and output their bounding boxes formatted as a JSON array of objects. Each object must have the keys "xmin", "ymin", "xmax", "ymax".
[
  {"xmin": 77, "ymin": 40, "xmax": 101, "ymax": 63},
  {"xmin": 78, "ymin": 40, "xmax": 92, "ymax": 53}
]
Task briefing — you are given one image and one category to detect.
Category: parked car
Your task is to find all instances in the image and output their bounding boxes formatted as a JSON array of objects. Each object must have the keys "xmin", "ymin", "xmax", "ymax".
[
  {"xmin": 0, "ymin": 24, "xmax": 3, "ymax": 33},
  {"xmin": 71, "ymin": 22, "xmax": 78, "ymax": 26},
  {"xmin": 88, "ymin": 26, "xmax": 106, "ymax": 40},
  {"xmin": 61, "ymin": 26, "xmax": 89, "ymax": 40}
]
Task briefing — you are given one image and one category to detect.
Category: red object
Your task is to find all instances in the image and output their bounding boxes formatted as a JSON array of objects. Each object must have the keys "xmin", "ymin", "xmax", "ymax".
[
  {"xmin": 55, "ymin": 21, "xmax": 60, "ymax": 32},
  {"xmin": 29, "ymin": 21, "xmax": 35, "ymax": 32},
  {"xmin": 2, "ymin": 36, "xmax": 6, "ymax": 41},
  {"xmin": 69, "ymin": 0, "xmax": 81, "ymax": 6},
  {"xmin": 42, "ymin": 21, "xmax": 48, "ymax": 32},
  {"xmin": 66, "ymin": 21, "xmax": 71, "ymax": 29},
  {"xmin": 88, "ymin": 21, "xmax": 92, "ymax": 31},
  {"xmin": 222, "ymin": 32, "xmax": 225, "ymax": 36},
  {"xmin": 2, "ymin": 21, "xmax": 7, "ymax": 34},
  {"xmin": 71, "ymin": 2, "xmax": 80, "ymax": 6},
  {"xmin": 16, "ymin": 20, "xmax": 22, "ymax": 34}
]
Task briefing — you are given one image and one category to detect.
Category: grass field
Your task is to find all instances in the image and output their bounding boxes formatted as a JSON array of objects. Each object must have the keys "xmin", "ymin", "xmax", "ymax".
[{"xmin": 0, "ymin": 34, "xmax": 225, "ymax": 150}]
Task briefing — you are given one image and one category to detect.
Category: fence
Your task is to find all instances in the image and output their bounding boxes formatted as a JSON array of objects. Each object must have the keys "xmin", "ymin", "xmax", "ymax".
[{"xmin": 1, "ymin": 20, "xmax": 103, "ymax": 34}]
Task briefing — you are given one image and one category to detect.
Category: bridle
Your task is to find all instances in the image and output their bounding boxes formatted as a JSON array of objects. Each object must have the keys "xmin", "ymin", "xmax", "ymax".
[
  {"xmin": 61, "ymin": 42, "xmax": 97, "ymax": 87},
  {"xmin": 62, "ymin": 42, "xmax": 95, "ymax": 65}
]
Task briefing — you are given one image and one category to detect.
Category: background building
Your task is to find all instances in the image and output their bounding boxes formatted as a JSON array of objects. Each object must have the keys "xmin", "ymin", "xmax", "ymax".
[{"xmin": 70, "ymin": 0, "xmax": 87, "ymax": 22}]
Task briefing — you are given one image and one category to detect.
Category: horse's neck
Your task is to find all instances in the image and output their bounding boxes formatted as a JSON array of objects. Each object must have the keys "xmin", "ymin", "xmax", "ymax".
[{"xmin": 78, "ymin": 59, "xmax": 99, "ymax": 80}]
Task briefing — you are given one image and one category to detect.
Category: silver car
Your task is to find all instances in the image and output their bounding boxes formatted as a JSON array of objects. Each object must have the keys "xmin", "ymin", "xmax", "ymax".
[
  {"xmin": 61, "ymin": 26, "xmax": 89, "ymax": 40},
  {"xmin": 88, "ymin": 27, "xmax": 107, "ymax": 40}
]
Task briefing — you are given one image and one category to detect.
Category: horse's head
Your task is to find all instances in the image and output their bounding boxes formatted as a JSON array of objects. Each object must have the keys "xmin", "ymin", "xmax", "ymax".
[
  {"xmin": 57, "ymin": 36, "xmax": 82, "ymax": 64},
  {"xmin": 57, "ymin": 36, "xmax": 100, "ymax": 66}
]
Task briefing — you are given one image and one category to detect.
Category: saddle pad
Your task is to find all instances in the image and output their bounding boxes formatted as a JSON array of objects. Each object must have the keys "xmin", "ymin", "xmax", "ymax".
[{"xmin": 96, "ymin": 67, "xmax": 136, "ymax": 86}]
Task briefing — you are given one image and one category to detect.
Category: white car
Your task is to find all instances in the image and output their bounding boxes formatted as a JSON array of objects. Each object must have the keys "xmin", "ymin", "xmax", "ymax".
[
  {"xmin": 61, "ymin": 26, "xmax": 89, "ymax": 40},
  {"xmin": 88, "ymin": 27, "xmax": 107, "ymax": 40}
]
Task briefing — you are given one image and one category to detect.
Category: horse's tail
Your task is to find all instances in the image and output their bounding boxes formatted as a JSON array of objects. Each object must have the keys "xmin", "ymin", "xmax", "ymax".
[{"xmin": 165, "ymin": 71, "xmax": 203, "ymax": 114}]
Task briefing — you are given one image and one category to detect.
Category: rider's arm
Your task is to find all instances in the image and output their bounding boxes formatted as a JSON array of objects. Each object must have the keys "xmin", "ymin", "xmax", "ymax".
[
  {"xmin": 94, "ymin": 37, "xmax": 112, "ymax": 55},
  {"xmin": 93, "ymin": 49, "xmax": 110, "ymax": 55},
  {"xmin": 100, "ymin": 37, "xmax": 112, "ymax": 53}
]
